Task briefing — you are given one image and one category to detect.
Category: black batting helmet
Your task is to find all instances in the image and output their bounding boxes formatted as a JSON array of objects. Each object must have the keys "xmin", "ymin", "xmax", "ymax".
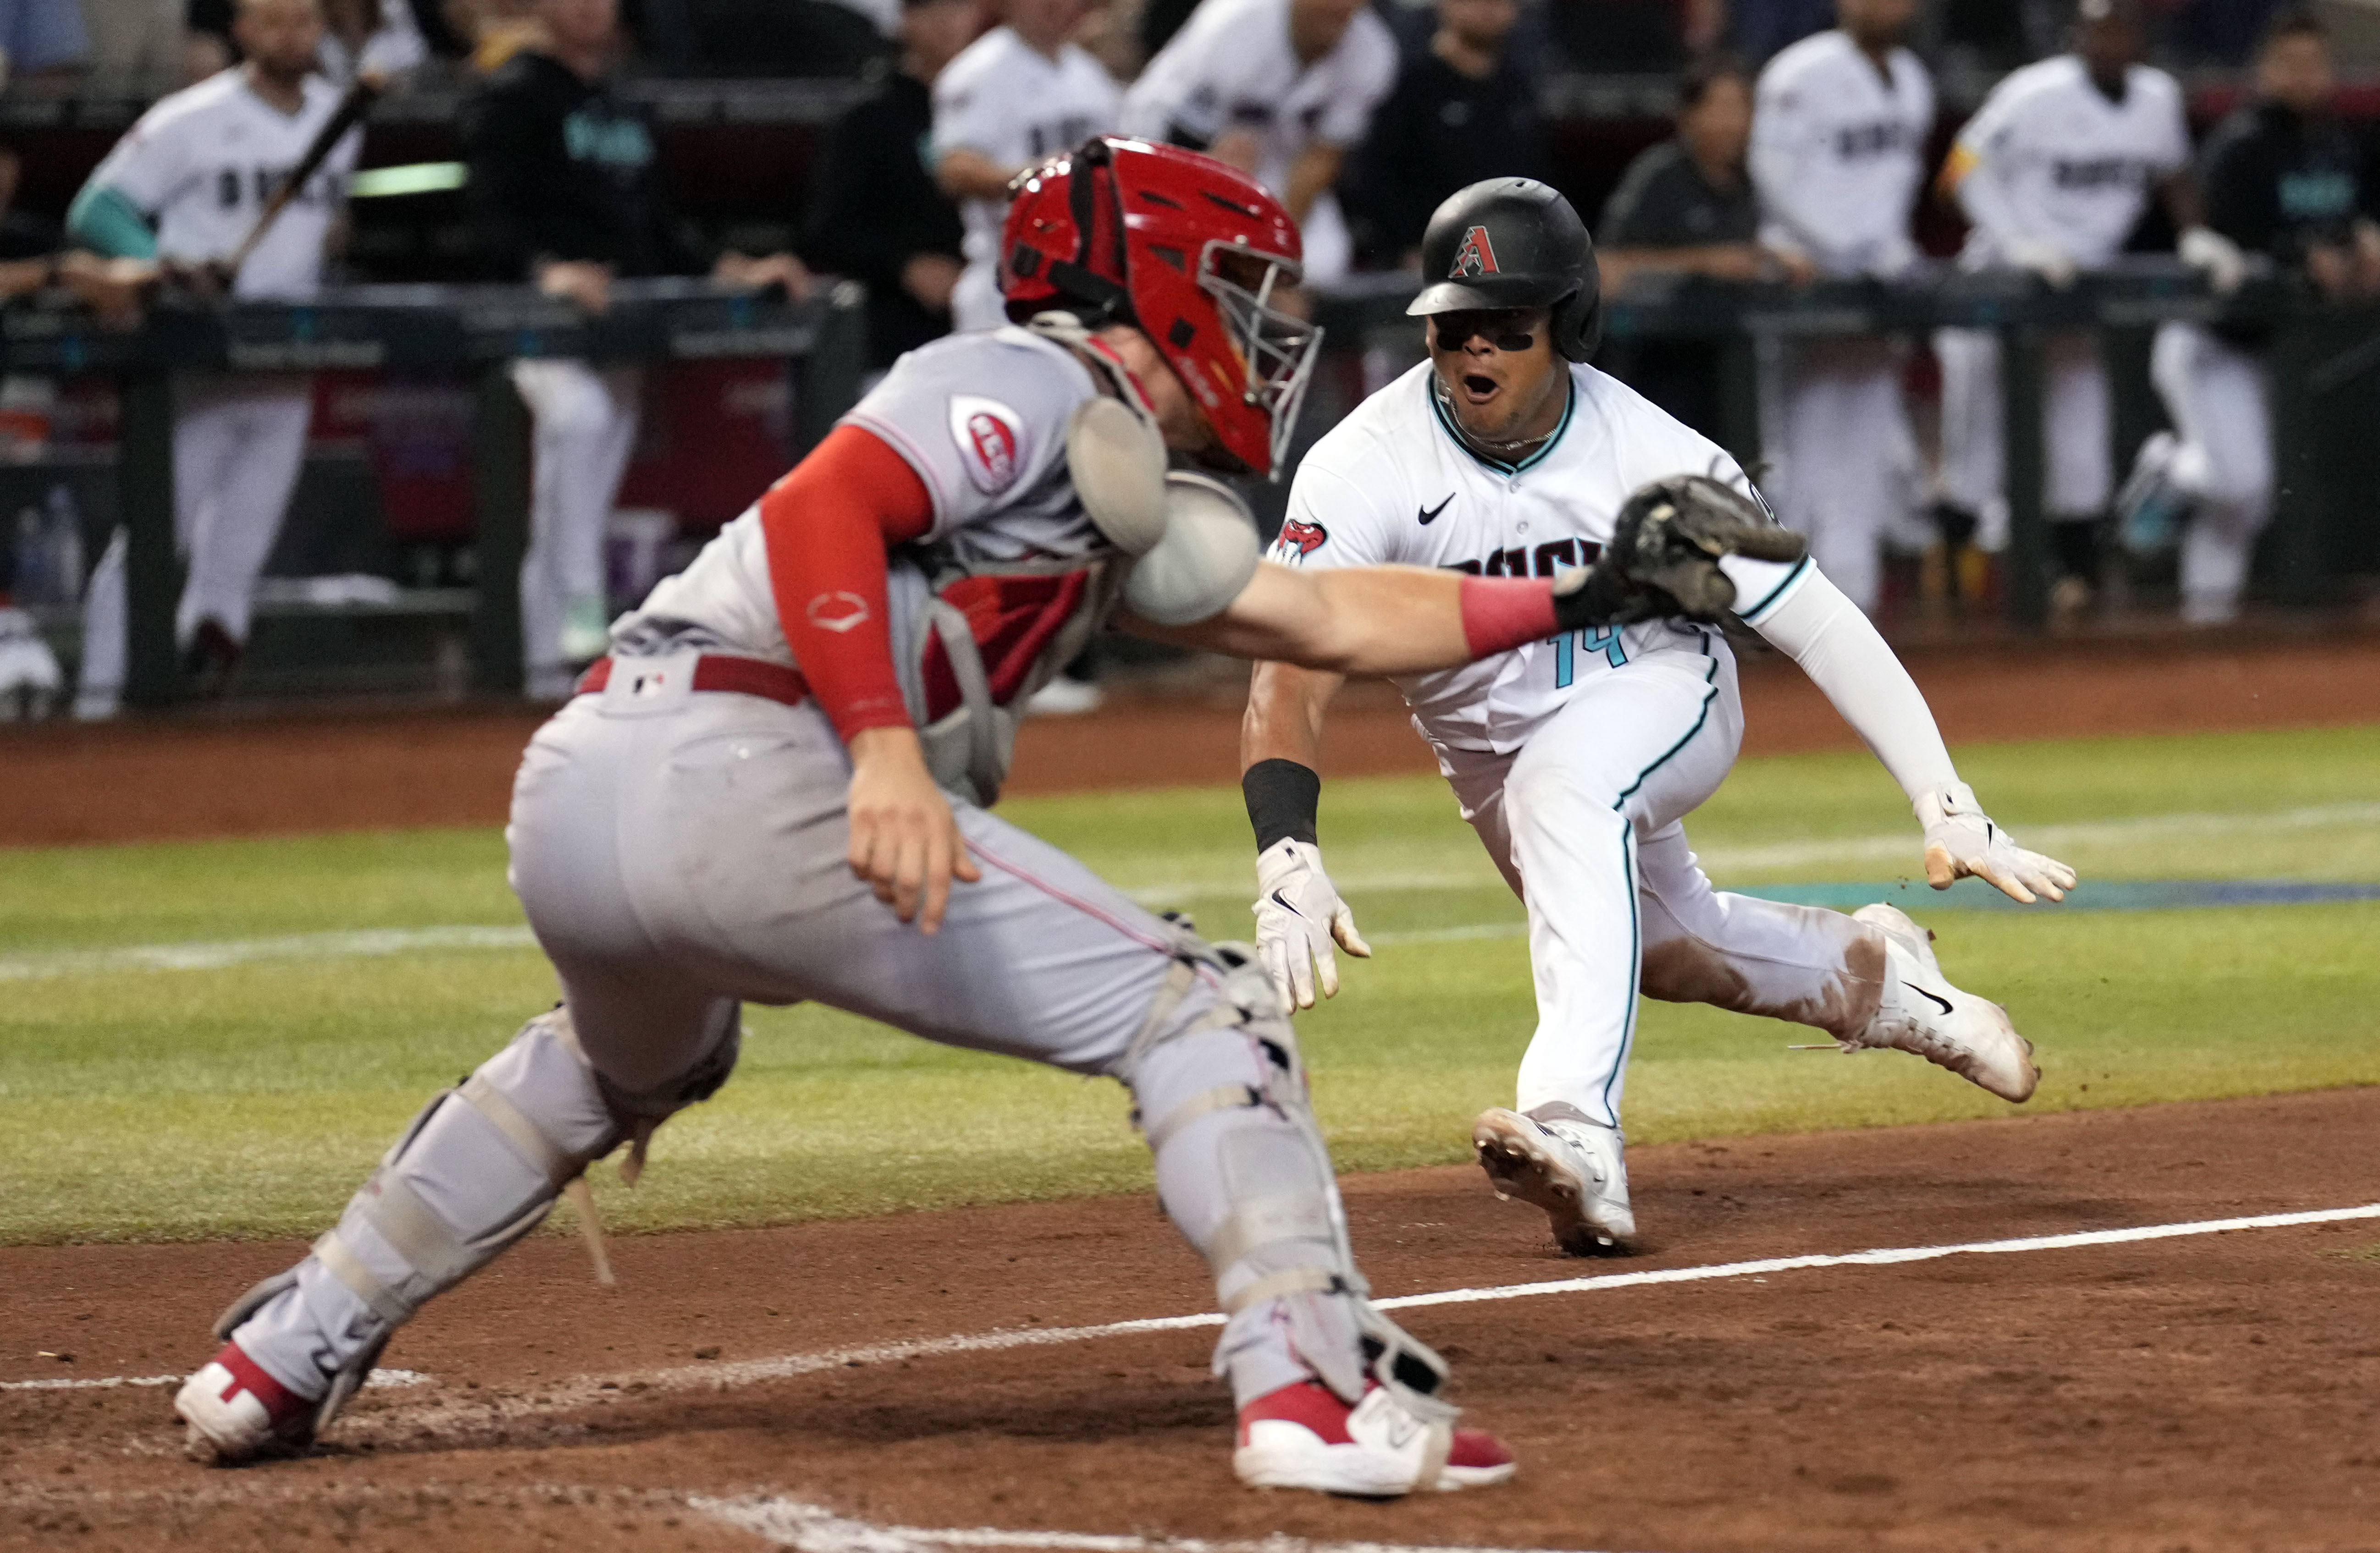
[{"xmin": 1408, "ymin": 179, "xmax": 1601, "ymax": 362}]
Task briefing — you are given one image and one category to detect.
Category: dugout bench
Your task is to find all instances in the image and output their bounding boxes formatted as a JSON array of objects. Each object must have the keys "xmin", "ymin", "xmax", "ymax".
[
  {"xmin": 1309, "ymin": 258, "xmax": 2377, "ymax": 627},
  {"xmin": 0, "ymin": 276, "xmax": 867, "ymax": 710}
]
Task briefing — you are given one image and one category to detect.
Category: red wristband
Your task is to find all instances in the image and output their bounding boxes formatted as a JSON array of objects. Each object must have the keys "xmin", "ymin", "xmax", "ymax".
[{"xmin": 1458, "ymin": 575, "xmax": 1562, "ymax": 659}]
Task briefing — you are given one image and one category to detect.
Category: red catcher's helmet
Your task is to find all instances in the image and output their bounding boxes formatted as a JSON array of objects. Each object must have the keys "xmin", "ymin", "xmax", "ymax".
[{"xmin": 1000, "ymin": 136, "xmax": 1320, "ymax": 479}]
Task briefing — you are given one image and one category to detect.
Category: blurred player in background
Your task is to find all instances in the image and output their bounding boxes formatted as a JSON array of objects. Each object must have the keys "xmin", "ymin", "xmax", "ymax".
[
  {"xmin": 463, "ymin": 0, "xmax": 807, "ymax": 696},
  {"xmin": 806, "ymin": 0, "xmax": 983, "ymax": 374},
  {"xmin": 1749, "ymin": 0, "xmax": 1932, "ymax": 614},
  {"xmin": 2119, "ymin": 6, "xmax": 2378, "ymax": 624},
  {"xmin": 930, "ymin": 0, "xmax": 1120, "ymax": 333},
  {"xmin": 1344, "ymin": 0, "xmax": 1548, "ymax": 270},
  {"xmin": 65, "ymin": 0, "xmax": 360, "ymax": 717},
  {"xmin": 1122, "ymin": 0, "xmax": 1398, "ymax": 286},
  {"xmin": 1598, "ymin": 50, "xmax": 1810, "ymax": 441},
  {"xmin": 1932, "ymin": 0, "xmax": 2210, "ymax": 614}
]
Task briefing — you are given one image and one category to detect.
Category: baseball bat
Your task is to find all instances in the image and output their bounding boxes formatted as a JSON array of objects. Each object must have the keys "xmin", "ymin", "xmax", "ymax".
[{"xmin": 214, "ymin": 71, "xmax": 384, "ymax": 288}]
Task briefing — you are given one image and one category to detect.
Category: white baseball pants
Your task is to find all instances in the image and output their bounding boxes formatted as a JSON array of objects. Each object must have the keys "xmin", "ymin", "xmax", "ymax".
[
  {"xmin": 2148, "ymin": 321, "xmax": 2272, "ymax": 623},
  {"xmin": 1759, "ymin": 336, "xmax": 1920, "ymax": 613},
  {"xmin": 1934, "ymin": 326, "xmax": 2113, "ymax": 546},
  {"xmin": 231, "ymin": 660, "xmax": 1388, "ymax": 1411},
  {"xmin": 513, "ymin": 359, "xmax": 642, "ymax": 692},
  {"xmin": 1440, "ymin": 633, "xmax": 1885, "ymax": 1131},
  {"xmin": 76, "ymin": 374, "xmax": 313, "ymax": 716}
]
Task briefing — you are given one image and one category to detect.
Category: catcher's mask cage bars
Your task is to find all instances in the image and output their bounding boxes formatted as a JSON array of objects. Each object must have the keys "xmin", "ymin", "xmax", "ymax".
[{"xmin": 1198, "ymin": 238, "xmax": 1320, "ymax": 479}]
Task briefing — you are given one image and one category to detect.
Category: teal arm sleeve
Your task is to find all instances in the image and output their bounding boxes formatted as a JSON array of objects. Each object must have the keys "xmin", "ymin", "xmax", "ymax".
[{"xmin": 65, "ymin": 183, "xmax": 158, "ymax": 261}]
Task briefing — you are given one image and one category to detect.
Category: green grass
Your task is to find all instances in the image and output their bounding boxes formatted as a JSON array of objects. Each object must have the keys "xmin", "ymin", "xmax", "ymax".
[{"xmin": 1, "ymin": 725, "xmax": 2375, "ymax": 1245}]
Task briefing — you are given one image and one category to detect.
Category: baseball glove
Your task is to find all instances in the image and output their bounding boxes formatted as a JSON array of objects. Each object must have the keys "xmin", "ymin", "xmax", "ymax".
[{"xmin": 1555, "ymin": 474, "xmax": 1809, "ymax": 628}]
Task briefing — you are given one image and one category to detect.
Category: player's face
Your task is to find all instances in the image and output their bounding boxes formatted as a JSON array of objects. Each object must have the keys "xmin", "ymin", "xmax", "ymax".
[
  {"xmin": 1834, "ymin": 0, "xmax": 1916, "ymax": 48},
  {"xmin": 1426, "ymin": 307, "xmax": 1564, "ymax": 443},
  {"xmin": 538, "ymin": 0, "xmax": 621, "ymax": 53},
  {"xmin": 2259, "ymin": 33, "xmax": 2335, "ymax": 116},
  {"xmin": 2076, "ymin": 11, "xmax": 2143, "ymax": 78},
  {"xmin": 1290, "ymin": 0, "xmax": 1368, "ymax": 53},
  {"xmin": 1679, "ymin": 73, "xmax": 1752, "ymax": 173},
  {"xmin": 902, "ymin": 0, "xmax": 986, "ymax": 74},
  {"xmin": 233, "ymin": 0, "xmax": 325, "ymax": 78},
  {"xmin": 1006, "ymin": 0, "xmax": 1097, "ymax": 47},
  {"xmin": 1436, "ymin": 0, "xmax": 1516, "ymax": 50}
]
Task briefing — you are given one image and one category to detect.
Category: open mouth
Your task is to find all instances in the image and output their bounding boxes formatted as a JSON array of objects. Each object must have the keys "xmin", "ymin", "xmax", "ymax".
[{"xmin": 1461, "ymin": 372, "xmax": 1500, "ymax": 402}]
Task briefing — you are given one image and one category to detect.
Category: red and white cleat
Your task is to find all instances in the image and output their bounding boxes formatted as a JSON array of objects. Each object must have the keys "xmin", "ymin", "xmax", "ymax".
[
  {"xmin": 1233, "ymin": 1380, "xmax": 1516, "ymax": 1495},
  {"xmin": 174, "ymin": 1341, "xmax": 317, "ymax": 1465}
]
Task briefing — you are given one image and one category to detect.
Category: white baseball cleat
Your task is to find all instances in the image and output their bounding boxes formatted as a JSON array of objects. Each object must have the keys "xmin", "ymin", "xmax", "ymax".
[
  {"xmin": 1234, "ymin": 1381, "xmax": 1516, "ymax": 1495},
  {"xmin": 1472, "ymin": 1106, "xmax": 1635, "ymax": 1254},
  {"xmin": 174, "ymin": 1340, "xmax": 318, "ymax": 1465},
  {"xmin": 1839, "ymin": 903, "xmax": 2039, "ymax": 1101}
]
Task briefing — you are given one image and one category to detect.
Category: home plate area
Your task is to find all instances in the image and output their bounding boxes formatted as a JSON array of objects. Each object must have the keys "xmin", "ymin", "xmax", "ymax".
[{"xmin": 5, "ymin": 1090, "xmax": 2378, "ymax": 1553}]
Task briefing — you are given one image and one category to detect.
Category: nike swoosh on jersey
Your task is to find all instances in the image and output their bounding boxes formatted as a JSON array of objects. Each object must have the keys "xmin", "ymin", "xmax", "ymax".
[
  {"xmin": 1418, "ymin": 494, "xmax": 1454, "ymax": 525},
  {"xmin": 1905, "ymin": 982, "xmax": 1954, "ymax": 1016}
]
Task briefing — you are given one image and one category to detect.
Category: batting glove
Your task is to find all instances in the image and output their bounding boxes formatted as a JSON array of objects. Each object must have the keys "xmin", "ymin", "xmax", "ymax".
[
  {"xmin": 1253, "ymin": 838, "xmax": 1371, "ymax": 1011},
  {"xmin": 1914, "ymin": 782, "xmax": 2078, "ymax": 904},
  {"xmin": 2180, "ymin": 226, "xmax": 2248, "ymax": 296}
]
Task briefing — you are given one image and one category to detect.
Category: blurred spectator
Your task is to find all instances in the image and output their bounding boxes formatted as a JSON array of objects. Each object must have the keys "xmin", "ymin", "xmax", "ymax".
[
  {"xmin": 1122, "ymin": 0, "xmax": 1398, "ymax": 285},
  {"xmin": 1728, "ymin": 0, "xmax": 1830, "ymax": 60},
  {"xmin": 1595, "ymin": 51, "xmax": 1802, "ymax": 437},
  {"xmin": 1546, "ymin": 0, "xmax": 1685, "ymax": 70},
  {"xmin": 1347, "ymin": 0, "xmax": 1547, "ymax": 269},
  {"xmin": 2159, "ymin": 0, "xmax": 2288, "ymax": 63},
  {"xmin": 318, "ymin": 0, "xmax": 428, "ymax": 78},
  {"xmin": 0, "ymin": 146, "xmax": 59, "ymax": 259},
  {"xmin": 2123, "ymin": 6, "xmax": 2380, "ymax": 622},
  {"xmin": 1749, "ymin": 0, "xmax": 1933, "ymax": 614},
  {"xmin": 668, "ymin": 0, "xmax": 887, "ymax": 75},
  {"xmin": 1933, "ymin": 0, "xmax": 2198, "ymax": 612},
  {"xmin": 80, "ymin": 0, "xmax": 184, "ymax": 85},
  {"xmin": 0, "ymin": 0, "xmax": 90, "ymax": 80},
  {"xmin": 806, "ymin": 0, "xmax": 980, "ymax": 369},
  {"xmin": 462, "ymin": 0, "xmax": 808, "ymax": 693},
  {"xmin": 930, "ymin": 0, "xmax": 1119, "ymax": 332}
]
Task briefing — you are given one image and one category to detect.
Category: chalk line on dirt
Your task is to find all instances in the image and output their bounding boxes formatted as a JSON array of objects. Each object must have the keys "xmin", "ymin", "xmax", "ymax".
[
  {"xmin": 694, "ymin": 1496, "xmax": 1616, "ymax": 1553},
  {"xmin": 0, "ymin": 1366, "xmax": 427, "ymax": 1394}
]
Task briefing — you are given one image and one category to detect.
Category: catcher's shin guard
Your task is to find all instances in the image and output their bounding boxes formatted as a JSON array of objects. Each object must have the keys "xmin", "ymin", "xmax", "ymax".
[
  {"xmin": 1123, "ymin": 938, "xmax": 1458, "ymax": 1459},
  {"xmin": 213, "ymin": 1006, "xmax": 739, "ymax": 1444}
]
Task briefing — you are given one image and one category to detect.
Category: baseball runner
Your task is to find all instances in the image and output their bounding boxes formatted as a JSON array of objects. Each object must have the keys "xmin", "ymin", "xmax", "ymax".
[
  {"xmin": 931, "ymin": 0, "xmax": 1120, "ymax": 334},
  {"xmin": 1932, "ymin": 0, "xmax": 2205, "ymax": 606},
  {"xmin": 1748, "ymin": 0, "xmax": 1933, "ymax": 615},
  {"xmin": 1120, "ymin": 0, "xmax": 1398, "ymax": 287},
  {"xmin": 2118, "ymin": 7, "xmax": 2375, "ymax": 625},
  {"xmin": 171, "ymin": 138, "xmax": 1793, "ymax": 1493},
  {"xmin": 1241, "ymin": 179, "xmax": 2077, "ymax": 1257},
  {"xmin": 64, "ymin": 0, "xmax": 362, "ymax": 717}
]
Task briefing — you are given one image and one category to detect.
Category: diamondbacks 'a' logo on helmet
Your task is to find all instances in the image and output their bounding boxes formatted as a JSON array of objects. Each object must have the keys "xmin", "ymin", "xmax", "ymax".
[
  {"xmin": 1275, "ymin": 518, "xmax": 1328, "ymax": 561},
  {"xmin": 1449, "ymin": 225, "xmax": 1501, "ymax": 279}
]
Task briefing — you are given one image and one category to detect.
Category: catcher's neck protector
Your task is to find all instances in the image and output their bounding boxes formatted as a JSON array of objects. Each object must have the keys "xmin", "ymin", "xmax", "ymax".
[{"xmin": 1002, "ymin": 136, "xmax": 1321, "ymax": 479}]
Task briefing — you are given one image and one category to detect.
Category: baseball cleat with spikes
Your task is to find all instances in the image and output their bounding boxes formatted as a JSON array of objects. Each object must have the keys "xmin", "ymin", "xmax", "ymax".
[
  {"xmin": 1832, "ymin": 903, "xmax": 2039, "ymax": 1101},
  {"xmin": 1234, "ymin": 1381, "xmax": 1516, "ymax": 1495},
  {"xmin": 1472, "ymin": 1106, "xmax": 1635, "ymax": 1255},
  {"xmin": 174, "ymin": 1340, "xmax": 318, "ymax": 1465}
]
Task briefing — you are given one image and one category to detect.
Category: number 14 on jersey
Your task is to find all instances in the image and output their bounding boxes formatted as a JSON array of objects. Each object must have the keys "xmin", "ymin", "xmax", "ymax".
[{"xmin": 1551, "ymin": 625, "xmax": 1627, "ymax": 688}]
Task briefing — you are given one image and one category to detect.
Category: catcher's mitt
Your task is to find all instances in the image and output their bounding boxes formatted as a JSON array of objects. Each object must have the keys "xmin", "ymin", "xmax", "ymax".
[{"xmin": 1555, "ymin": 474, "xmax": 1808, "ymax": 628}]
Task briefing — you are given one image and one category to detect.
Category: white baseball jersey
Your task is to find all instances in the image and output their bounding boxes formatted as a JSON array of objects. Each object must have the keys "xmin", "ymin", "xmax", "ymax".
[
  {"xmin": 1120, "ymin": 0, "xmax": 1396, "ymax": 281},
  {"xmin": 931, "ymin": 28, "xmax": 1121, "ymax": 306},
  {"xmin": 1750, "ymin": 30, "xmax": 1933, "ymax": 276},
  {"xmin": 1273, "ymin": 363, "xmax": 1810, "ymax": 756},
  {"xmin": 1948, "ymin": 55, "xmax": 2189, "ymax": 270},
  {"xmin": 88, "ymin": 68, "xmax": 360, "ymax": 299}
]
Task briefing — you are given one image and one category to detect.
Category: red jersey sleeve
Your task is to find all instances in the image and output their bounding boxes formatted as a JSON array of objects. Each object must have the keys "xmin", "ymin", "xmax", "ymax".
[{"xmin": 759, "ymin": 425, "xmax": 934, "ymax": 742}]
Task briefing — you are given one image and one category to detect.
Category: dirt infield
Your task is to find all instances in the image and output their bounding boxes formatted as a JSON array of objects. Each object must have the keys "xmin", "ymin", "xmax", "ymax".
[
  {"xmin": 5, "ymin": 1087, "xmax": 2377, "ymax": 1552},
  {"xmin": 3, "ymin": 632, "xmax": 2379, "ymax": 848}
]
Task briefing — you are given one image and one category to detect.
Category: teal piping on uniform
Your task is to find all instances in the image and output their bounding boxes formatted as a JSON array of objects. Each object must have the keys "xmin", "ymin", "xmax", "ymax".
[
  {"xmin": 1597, "ymin": 629, "xmax": 1721, "ymax": 1120},
  {"xmin": 1428, "ymin": 371, "xmax": 1575, "ymax": 477},
  {"xmin": 65, "ymin": 182, "xmax": 157, "ymax": 260},
  {"xmin": 1735, "ymin": 554, "xmax": 1811, "ymax": 625}
]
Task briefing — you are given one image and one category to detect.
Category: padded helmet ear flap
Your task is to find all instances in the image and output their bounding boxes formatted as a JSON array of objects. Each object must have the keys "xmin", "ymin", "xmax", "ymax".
[{"xmin": 1553, "ymin": 256, "xmax": 1602, "ymax": 362}]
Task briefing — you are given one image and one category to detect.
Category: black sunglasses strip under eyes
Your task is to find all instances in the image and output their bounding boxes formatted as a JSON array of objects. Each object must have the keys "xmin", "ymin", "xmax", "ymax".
[{"xmin": 1433, "ymin": 313, "xmax": 1539, "ymax": 353}]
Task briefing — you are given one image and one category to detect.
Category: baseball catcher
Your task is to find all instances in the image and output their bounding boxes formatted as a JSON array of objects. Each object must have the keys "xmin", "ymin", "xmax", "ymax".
[{"xmin": 172, "ymin": 138, "xmax": 1786, "ymax": 1495}]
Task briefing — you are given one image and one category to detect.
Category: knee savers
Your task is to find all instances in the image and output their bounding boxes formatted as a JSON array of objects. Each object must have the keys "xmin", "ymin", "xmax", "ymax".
[{"xmin": 1123, "ymin": 935, "xmax": 1454, "ymax": 1418}]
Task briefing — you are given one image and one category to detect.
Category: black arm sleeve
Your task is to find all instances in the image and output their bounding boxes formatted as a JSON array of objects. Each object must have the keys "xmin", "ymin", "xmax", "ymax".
[{"xmin": 1242, "ymin": 759, "xmax": 1322, "ymax": 851}]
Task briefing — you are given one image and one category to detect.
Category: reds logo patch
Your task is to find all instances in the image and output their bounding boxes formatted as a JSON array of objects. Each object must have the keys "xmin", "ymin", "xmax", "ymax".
[
  {"xmin": 1275, "ymin": 518, "xmax": 1328, "ymax": 561},
  {"xmin": 1449, "ymin": 225, "xmax": 1501, "ymax": 279},
  {"xmin": 948, "ymin": 395, "xmax": 1024, "ymax": 494}
]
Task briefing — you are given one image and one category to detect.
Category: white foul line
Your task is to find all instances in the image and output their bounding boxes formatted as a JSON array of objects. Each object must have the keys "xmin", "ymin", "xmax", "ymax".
[
  {"xmin": 693, "ymin": 1496, "xmax": 1621, "ymax": 1553},
  {"xmin": 0, "ymin": 1366, "xmax": 428, "ymax": 1395}
]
